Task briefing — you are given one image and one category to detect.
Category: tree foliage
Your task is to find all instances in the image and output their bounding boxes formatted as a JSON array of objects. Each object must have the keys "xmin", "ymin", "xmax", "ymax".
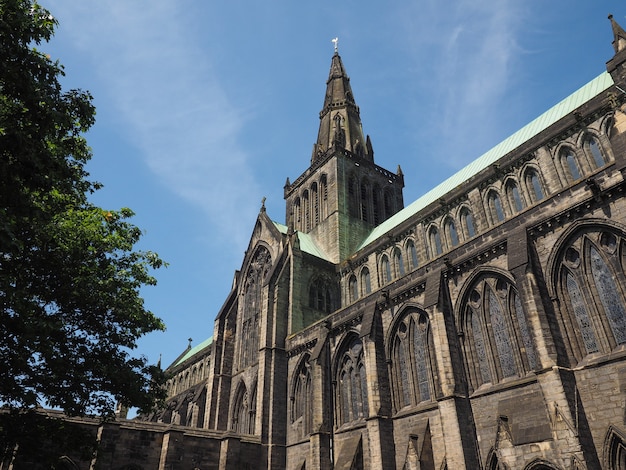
[{"xmin": 0, "ymin": 0, "xmax": 166, "ymax": 433}]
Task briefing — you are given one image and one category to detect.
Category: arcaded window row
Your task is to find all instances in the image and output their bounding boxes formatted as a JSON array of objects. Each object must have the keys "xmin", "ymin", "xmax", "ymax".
[
  {"xmin": 344, "ymin": 120, "xmax": 615, "ymax": 305},
  {"xmin": 290, "ymin": 224, "xmax": 626, "ymax": 435}
]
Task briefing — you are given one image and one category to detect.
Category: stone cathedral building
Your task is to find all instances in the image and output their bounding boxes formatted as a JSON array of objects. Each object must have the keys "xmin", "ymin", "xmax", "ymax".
[{"xmin": 13, "ymin": 15, "xmax": 626, "ymax": 470}]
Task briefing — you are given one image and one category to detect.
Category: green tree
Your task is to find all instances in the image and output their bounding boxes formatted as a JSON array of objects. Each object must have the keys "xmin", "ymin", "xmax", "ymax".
[{"xmin": 0, "ymin": 0, "xmax": 167, "ymax": 461}]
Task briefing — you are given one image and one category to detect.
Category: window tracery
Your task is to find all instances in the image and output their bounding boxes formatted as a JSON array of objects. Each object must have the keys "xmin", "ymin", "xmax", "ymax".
[
  {"xmin": 291, "ymin": 355, "xmax": 312, "ymax": 439},
  {"xmin": 461, "ymin": 274, "xmax": 537, "ymax": 391},
  {"xmin": 309, "ymin": 275, "xmax": 336, "ymax": 313},
  {"xmin": 238, "ymin": 246, "xmax": 271, "ymax": 370},
  {"xmin": 232, "ymin": 381, "xmax": 256, "ymax": 434},
  {"xmin": 336, "ymin": 335, "xmax": 368, "ymax": 425},
  {"xmin": 556, "ymin": 228, "xmax": 626, "ymax": 360},
  {"xmin": 389, "ymin": 309, "xmax": 436, "ymax": 412}
]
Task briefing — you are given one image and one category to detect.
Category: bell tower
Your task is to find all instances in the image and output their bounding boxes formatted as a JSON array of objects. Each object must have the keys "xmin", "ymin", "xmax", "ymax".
[{"xmin": 284, "ymin": 43, "xmax": 405, "ymax": 263}]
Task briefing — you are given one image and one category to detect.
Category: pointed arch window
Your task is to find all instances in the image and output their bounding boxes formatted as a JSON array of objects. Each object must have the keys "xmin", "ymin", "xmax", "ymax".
[
  {"xmin": 556, "ymin": 229, "xmax": 626, "ymax": 361},
  {"xmin": 303, "ymin": 190, "xmax": 311, "ymax": 231},
  {"xmin": 311, "ymin": 182, "xmax": 319, "ymax": 226},
  {"xmin": 294, "ymin": 198, "xmax": 302, "ymax": 231},
  {"xmin": 348, "ymin": 275, "xmax": 358, "ymax": 303},
  {"xmin": 462, "ymin": 275, "xmax": 537, "ymax": 391},
  {"xmin": 360, "ymin": 181, "xmax": 369, "ymax": 222},
  {"xmin": 506, "ymin": 180, "xmax": 525, "ymax": 213},
  {"xmin": 291, "ymin": 356, "xmax": 312, "ymax": 439},
  {"xmin": 446, "ymin": 218, "xmax": 459, "ymax": 247},
  {"xmin": 381, "ymin": 255, "xmax": 392, "ymax": 284},
  {"xmin": 231, "ymin": 381, "xmax": 255, "ymax": 434},
  {"xmin": 336, "ymin": 336, "xmax": 368, "ymax": 425},
  {"xmin": 309, "ymin": 276, "xmax": 336, "ymax": 313},
  {"xmin": 605, "ymin": 426, "xmax": 626, "ymax": 470},
  {"xmin": 348, "ymin": 175, "xmax": 359, "ymax": 218},
  {"xmin": 384, "ymin": 190, "xmax": 393, "ymax": 219},
  {"xmin": 525, "ymin": 168, "xmax": 545, "ymax": 203},
  {"xmin": 238, "ymin": 246, "xmax": 271, "ymax": 370},
  {"xmin": 407, "ymin": 240, "xmax": 419, "ymax": 270},
  {"xmin": 394, "ymin": 247, "xmax": 405, "ymax": 277},
  {"xmin": 429, "ymin": 227, "xmax": 443, "ymax": 256},
  {"xmin": 561, "ymin": 147, "xmax": 582, "ymax": 181},
  {"xmin": 585, "ymin": 135, "xmax": 608, "ymax": 168},
  {"xmin": 320, "ymin": 174, "xmax": 328, "ymax": 220},
  {"xmin": 360, "ymin": 268, "xmax": 371, "ymax": 295},
  {"xmin": 460, "ymin": 208, "xmax": 476, "ymax": 238},
  {"xmin": 390, "ymin": 309, "xmax": 437, "ymax": 412},
  {"xmin": 487, "ymin": 190, "xmax": 505, "ymax": 223},
  {"xmin": 372, "ymin": 184, "xmax": 381, "ymax": 225}
]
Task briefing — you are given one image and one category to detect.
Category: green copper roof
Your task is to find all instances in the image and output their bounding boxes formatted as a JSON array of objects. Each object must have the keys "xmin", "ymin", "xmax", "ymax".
[
  {"xmin": 174, "ymin": 336, "xmax": 213, "ymax": 367},
  {"xmin": 273, "ymin": 222, "xmax": 331, "ymax": 261},
  {"xmin": 359, "ymin": 71, "xmax": 614, "ymax": 249}
]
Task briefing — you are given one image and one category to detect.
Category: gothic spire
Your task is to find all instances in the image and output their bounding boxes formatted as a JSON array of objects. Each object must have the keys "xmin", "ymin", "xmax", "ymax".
[
  {"xmin": 609, "ymin": 14, "xmax": 626, "ymax": 54},
  {"xmin": 311, "ymin": 47, "xmax": 372, "ymax": 163}
]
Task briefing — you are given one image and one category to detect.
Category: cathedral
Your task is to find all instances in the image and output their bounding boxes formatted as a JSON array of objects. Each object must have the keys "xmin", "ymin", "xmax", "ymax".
[{"xmin": 12, "ymin": 15, "xmax": 626, "ymax": 470}]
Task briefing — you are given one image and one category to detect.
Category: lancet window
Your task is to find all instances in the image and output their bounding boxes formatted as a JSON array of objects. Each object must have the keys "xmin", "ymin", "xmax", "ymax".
[
  {"xmin": 373, "ymin": 184, "xmax": 381, "ymax": 225},
  {"xmin": 309, "ymin": 275, "xmax": 336, "ymax": 313},
  {"xmin": 407, "ymin": 239, "xmax": 419, "ymax": 270},
  {"xmin": 505, "ymin": 180, "xmax": 525, "ymax": 213},
  {"xmin": 291, "ymin": 355, "xmax": 312, "ymax": 439},
  {"xmin": 349, "ymin": 275, "xmax": 358, "ymax": 303},
  {"xmin": 461, "ymin": 274, "xmax": 538, "ymax": 391},
  {"xmin": 524, "ymin": 168, "xmax": 545, "ymax": 203},
  {"xmin": 320, "ymin": 174, "xmax": 328, "ymax": 219},
  {"xmin": 561, "ymin": 147, "xmax": 582, "ymax": 182},
  {"xmin": 428, "ymin": 227, "xmax": 443, "ymax": 257},
  {"xmin": 238, "ymin": 246, "xmax": 271, "ymax": 370},
  {"xmin": 555, "ymin": 228, "xmax": 626, "ymax": 361},
  {"xmin": 460, "ymin": 207, "xmax": 476, "ymax": 238},
  {"xmin": 336, "ymin": 335, "xmax": 369, "ymax": 425},
  {"xmin": 487, "ymin": 190, "xmax": 505, "ymax": 224},
  {"xmin": 360, "ymin": 268, "xmax": 372, "ymax": 295},
  {"xmin": 445, "ymin": 218, "xmax": 459, "ymax": 247},
  {"xmin": 394, "ymin": 247, "xmax": 405, "ymax": 277},
  {"xmin": 389, "ymin": 308, "xmax": 437, "ymax": 412},
  {"xmin": 231, "ymin": 381, "xmax": 256, "ymax": 435},
  {"xmin": 381, "ymin": 255, "xmax": 392, "ymax": 285},
  {"xmin": 585, "ymin": 135, "xmax": 609, "ymax": 169}
]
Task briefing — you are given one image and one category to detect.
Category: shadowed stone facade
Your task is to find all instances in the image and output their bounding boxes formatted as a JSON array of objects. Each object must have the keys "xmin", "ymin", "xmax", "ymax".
[{"xmin": 12, "ymin": 16, "xmax": 626, "ymax": 470}]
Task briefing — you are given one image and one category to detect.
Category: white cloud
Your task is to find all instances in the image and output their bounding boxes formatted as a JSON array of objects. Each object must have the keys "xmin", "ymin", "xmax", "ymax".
[
  {"xmin": 399, "ymin": 1, "xmax": 527, "ymax": 169},
  {"xmin": 52, "ymin": 2, "xmax": 259, "ymax": 251}
]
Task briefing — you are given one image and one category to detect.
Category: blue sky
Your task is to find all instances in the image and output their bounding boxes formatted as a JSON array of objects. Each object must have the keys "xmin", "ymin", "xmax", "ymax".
[{"xmin": 44, "ymin": 1, "xmax": 624, "ymax": 369}]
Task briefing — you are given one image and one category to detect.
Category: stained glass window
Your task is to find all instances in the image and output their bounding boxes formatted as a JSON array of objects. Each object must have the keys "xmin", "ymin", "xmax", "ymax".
[
  {"xmin": 337, "ymin": 337, "xmax": 368, "ymax": 424},
  {"xmin": 563, "ymin": 149, "xmax": 581, "ymax": 181},
  {"xmin": 489, "ymin": 290, "xmax": 516, "ymax": 377},
  {"xmin": 566, "ymin": 271, "xmax": 599, "ymax": 354},
  {"xmin": 590, "ymin": 246, "xmax": 626, "ymax": 345},
  {"xmin": 408, "ymin": 240, "xmax": 419, "ymax": 269},
  {"xmin": 588, "ymin": 137, "xmax": 607, "ymax": 168},
  {"xmin": 391, "ymin": 310, "xmax": 436, "ymax": 411},
  {"xmin": 514, "ymin": 294, "xmax": 538, "ymax": 370},
  {"xmin": 470, "ymin": 308, "xmax": 491, "ymax": 385}
]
